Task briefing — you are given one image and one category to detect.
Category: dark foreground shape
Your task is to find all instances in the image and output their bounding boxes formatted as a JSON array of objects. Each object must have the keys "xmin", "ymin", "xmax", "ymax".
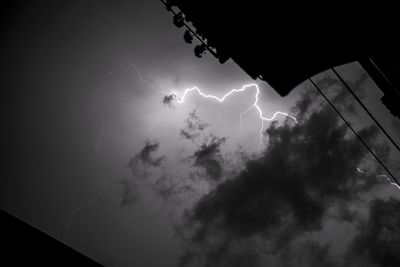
[
  {"xmin": 0, "ymin": 209, "xmax": 101, "ymax": 266},
  {"xmin": 162, "ymin": 0, "xmax": 400, "ymax": 117}
]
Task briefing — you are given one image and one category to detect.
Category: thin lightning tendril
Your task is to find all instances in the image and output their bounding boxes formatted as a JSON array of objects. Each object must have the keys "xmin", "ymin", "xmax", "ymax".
[
  {"xmin": 64, "ymin": 60, "xmax": 160, "ymax": 244},
  {"xmin": 356, "ymin": 167, "xmax": 366, "ymax": 174},
  {"xmin": 63, "ymin": 58, "xmax": 398, "ymax": 245},
  {"xmin": 376, "ymin": 174, "xmax": 400, "ymax": 190},
  {"xmin": 171, "ymin": 83, "xmax": 297, "ymax": 149},
  {"xmin": 64, "ymin": 175, "xmax": 108, "ymax": 244},
  {"xmin": 356, "ymin": 168, "xmax": 400, "ymax": 190}
]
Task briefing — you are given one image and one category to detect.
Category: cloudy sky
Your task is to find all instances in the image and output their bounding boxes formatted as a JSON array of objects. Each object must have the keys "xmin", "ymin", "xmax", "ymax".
[{"xmin": 2, "ymin": 1, "xmax": 400, "ymax": 266}]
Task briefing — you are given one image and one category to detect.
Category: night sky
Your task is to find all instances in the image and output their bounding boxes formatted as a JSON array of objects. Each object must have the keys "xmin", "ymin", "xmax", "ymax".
[{"xmin": 2, "ymin": 1, "xmax": 400, "ymax": 266}]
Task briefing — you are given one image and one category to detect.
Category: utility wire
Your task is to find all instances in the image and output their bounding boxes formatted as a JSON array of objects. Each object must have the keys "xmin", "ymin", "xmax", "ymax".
[
  {"xmin": 331, "ymin": 67, "xmax": 400, "ymax": 153},
  {"xmin": 309, "ymin": 78, "xmax": 400, "ymax": 187},
  {"xmin": 159, "ymin": 0, "xmax": 399, "ymax": 186}
]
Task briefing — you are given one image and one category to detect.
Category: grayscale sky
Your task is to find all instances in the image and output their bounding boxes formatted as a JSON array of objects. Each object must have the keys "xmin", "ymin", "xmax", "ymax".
[{"xmin": 2, "ymin": 1, "xmax": 400, "ymax": 267}]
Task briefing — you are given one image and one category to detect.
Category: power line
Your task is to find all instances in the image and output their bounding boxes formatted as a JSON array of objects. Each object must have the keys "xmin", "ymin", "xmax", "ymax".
[
  {"xmin": 331, "ymin": 67, "xmax": 400, "ymax": 154},
  {"xmin": 159, "ymin": 0, "xmax": 399, "ymax": 187},
  {"xmin": 309, "ymin": 78, "xmax": 400, "ymax": 187}
]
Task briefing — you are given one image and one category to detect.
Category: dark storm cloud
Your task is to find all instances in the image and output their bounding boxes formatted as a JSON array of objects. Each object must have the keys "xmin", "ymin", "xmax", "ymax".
[
  {"xmin": 152, "ymin": 174, "xmax": 176, "ymax": 203},
  {"xmin": 392, "ymin": 118, "xmax": 400, "ymax": 133},
  {"xmin": 180, "ymin": 109, "xmax": 210, "ymax": 141},
  {"xmin": 346, "ymin": 197, "xmax": 400, "ymax": 267},
  {"xmin": 122, "ymin": 140, "xmax": 165, "ymax": 206},
  {"xmin": 117, "ymin": 178, "xmax": 139, "ymax": 206},
  {"xmin": 191, "ymin": 135, "xmax": 226, "ymax": 182},
  {"xmin": 163, "ymin": 93, "xmax": 176, "ymax": 108},
  {"xmin": 151, "ymin": 174, "xmax": 201, "ymax": 205},
  {"xmin": 125, "ymin": 138, "xmax": 202, "ymax": 206},
  {"xmin": 177, "ymin": 88, "xmax": 384, "ymax": 266},
  {"xmin": 179, "ymin": 109, "xmax": 227, "ymax": 182},
  {"xmin": 291, "ymin": 89, "xmax": 314, "ymax": 119},
  {"xmin": 280, "ymin": 240, "xmax": 335, "ymax": 267},
  {"xmin": 127, "ymin": 140, "xmax": 165, "ymax": 170},
  {"xmin": 315, "ymin": 71, "xmax": 369, "ymax": 114}
]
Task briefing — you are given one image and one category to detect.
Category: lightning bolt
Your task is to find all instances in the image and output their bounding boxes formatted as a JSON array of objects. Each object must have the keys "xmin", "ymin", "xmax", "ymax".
[
  {"xmin": 356, "ymin": 168, "xmax": 400, "ymax": 190},
  {"xmin": 356, "ymin": 168, "xmax": 366, "ymax": 174},
  {"xmin": 170, "ymin": 83, "xmax": 297, "ymax": 149},
  {"xmin": 376, "ymin": 174, "xmax": 400, "ymax": 190},
  {"xmin": 64, "ymin": 59, "xmax": 161, "ymax": 244}
]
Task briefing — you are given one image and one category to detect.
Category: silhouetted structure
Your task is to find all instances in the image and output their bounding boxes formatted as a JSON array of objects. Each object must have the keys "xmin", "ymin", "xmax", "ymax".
[
  {"xmin": 359, "ymin": 57, "xmax": 400, "ymax": 118},
  {"xmin": 194, "ymin": 44, "xmax": 207, "ymax": 58},
  {"xmin": 183, "ymin": 30, "xmax": 193, "ymax": 44},
  {"xmin": 0, "ymin": 209, "xmax": 100, "ymax": 266},
  {"xmin": 161, "ymin": 0, "xmax": 400, "ymax": 117}
]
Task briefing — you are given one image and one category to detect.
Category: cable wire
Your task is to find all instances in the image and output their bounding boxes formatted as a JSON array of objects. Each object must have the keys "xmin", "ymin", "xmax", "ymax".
[
  {"xmin": 309, "ymin": 78, "xmax": 400, "ymax": 187},
  {"xmin": 331, "ymin": 67, "xmax": 400, "ymax": 153}
]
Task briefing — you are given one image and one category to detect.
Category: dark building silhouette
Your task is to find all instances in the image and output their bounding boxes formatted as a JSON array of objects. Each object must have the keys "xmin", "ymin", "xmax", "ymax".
[{"xmin": 162, "ymin": 0, "xmax": 400, "ymax": 117}]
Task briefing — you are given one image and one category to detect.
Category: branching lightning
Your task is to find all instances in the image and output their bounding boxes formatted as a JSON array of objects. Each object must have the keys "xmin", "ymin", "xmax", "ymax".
[
  {"xmin": 63, "ymin": 56, "xmax": 399, "ymax": 247},
  {"xmin": 169, "ymin": 83, "xmax": 297, "ymax": 149},
  {"xmin": 64, "ymin": 59, "xmax": 161, "ymax": 244}
]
